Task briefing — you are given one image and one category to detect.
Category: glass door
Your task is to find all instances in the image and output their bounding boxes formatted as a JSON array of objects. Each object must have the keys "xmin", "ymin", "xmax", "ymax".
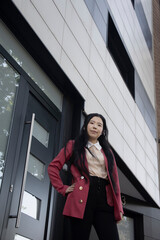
[{"xmin": 4, "ymin": 92, "xmax": 59, "ymax": 240}]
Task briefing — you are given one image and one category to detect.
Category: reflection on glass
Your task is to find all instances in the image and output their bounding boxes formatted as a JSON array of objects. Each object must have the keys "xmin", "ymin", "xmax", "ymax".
[
  {"xmin": 32, "ymin": 120, "xmax": 49, "ymax": 147},
  {"xmin": 0, "ymin": 55, "xmax": 20, "ymax": 190},
  {"xmin": 14, "ymin": 234, "xmax": 31, "ymax": 240},
  {"xmin": 28, "ymin": 154, "xmax": 45, "ymax": 180},
  {"xmin": 117, "ymin": 216, "xmax": 134, "ymax": 240},
  {"xmin": 21, "ymin": 191, "xmax": 41, "ymax": 220}
]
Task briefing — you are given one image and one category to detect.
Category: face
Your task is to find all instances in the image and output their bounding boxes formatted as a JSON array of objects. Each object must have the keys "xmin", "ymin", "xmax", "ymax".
[{"xmin": 87, "ymin": 116, "xmax": 103, "ymax": 143}]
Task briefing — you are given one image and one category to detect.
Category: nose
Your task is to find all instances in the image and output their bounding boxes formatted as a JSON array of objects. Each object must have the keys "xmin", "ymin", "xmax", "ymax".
[{"xmin": 93, "ymin": 124, "xmax": 97, "ymax": 129}]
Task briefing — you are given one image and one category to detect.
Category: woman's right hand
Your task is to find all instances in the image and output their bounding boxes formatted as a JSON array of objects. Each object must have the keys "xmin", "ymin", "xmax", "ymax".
[{"xmin": 65, "ymin": 183, "xmax": 75, "ymax": 194}]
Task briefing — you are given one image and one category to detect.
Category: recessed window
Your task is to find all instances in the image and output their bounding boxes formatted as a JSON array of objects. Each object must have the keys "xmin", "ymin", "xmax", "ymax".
[
  {"xmin": 28, "ymin": 154, "xmax": 45, "ymax": 181},
  {"xmin": 32, "ymin": 120, "xmax": 49, "ymax": 148},
  {"xmin": 107, "ymin": 14, "xmax": 135, "ymax": 99},
  {"xmin": 0, "ymin": 55, "xmax": 20, "ymax": 190},
  {"xmin": 117, "ymin": 215, "xmax": 134, "ymax": 239},
  {"xmin": 14, "ymin": 235, "xmax": 31, "ymax": 240},
  {"xmin": 21, "ymin": 191, "xmax": 41, "ymax": 220}
]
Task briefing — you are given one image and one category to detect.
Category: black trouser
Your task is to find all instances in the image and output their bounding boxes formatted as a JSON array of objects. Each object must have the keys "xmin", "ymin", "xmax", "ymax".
[{"xmin": 63, "ymin": 176, "xmax": 119, "ymax": 240}]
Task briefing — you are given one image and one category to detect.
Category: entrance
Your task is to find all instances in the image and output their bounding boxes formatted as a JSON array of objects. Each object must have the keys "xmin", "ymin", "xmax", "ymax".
[{"xmin": 3, "ymin": 92, "xmax": 59, "ymax": 240}]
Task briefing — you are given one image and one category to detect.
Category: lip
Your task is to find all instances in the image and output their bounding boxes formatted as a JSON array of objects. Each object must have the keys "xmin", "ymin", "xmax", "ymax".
[{"xmin": 90, "ymin": 130, "xmax": 98, "ymax": 134}]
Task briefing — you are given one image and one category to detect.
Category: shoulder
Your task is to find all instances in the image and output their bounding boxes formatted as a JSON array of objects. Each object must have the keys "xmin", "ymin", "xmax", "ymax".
[{"xmin": 66, "ymin": 139, "xmax": 75, "ymax": 151}]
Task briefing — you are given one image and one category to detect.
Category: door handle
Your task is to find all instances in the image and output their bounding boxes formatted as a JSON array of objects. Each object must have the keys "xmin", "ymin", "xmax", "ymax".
[{"xmin": 15, "ymin": 113, "xmax": 35, "ymax": 228}]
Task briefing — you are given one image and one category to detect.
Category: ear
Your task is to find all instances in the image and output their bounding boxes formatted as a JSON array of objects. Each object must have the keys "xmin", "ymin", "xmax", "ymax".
[{"xmin": 102, "ymin": 130, "xmax": 105, "ymax": 136}]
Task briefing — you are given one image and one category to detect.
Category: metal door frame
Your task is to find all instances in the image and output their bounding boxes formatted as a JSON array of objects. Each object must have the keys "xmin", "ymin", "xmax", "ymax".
[{"xmin": 0, "ymin": 45, "xmax": 61, "ymax": 238}]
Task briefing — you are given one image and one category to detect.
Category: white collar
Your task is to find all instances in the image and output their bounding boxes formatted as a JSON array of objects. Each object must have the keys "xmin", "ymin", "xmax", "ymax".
[{"xmin": 87, "ymin": 141, "xmax": 102, "ymax": 150}]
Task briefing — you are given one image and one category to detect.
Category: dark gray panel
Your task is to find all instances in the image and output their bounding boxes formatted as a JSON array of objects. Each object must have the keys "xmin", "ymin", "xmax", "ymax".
[
  {"xmin": 93, "ymin": 3, "xmax": 107, "ymax": 42},
  {"xmin": 118, "ymin": 168, "xmax": 145, "ymax": 201},
  {"xmin": 95, "ymin": 0, "xmax": 108, "ymax": 23},
  {"xmin": 84, "ymin": 0, "xmax": 107, "ymax": 42},
  {"xmin": 135, "ymin": 91, "xmax": 145, "ymax": 116},
  {"xmin": 144, "ymin": 109, "xmax": 156, "ymax": 137},
  {"xmin": 84, "ymin": 0, "xmax": 95, "ymax": 16},
  {"xmin": 144, "ymin": 216, "xmax": 160, "ymax": 240},
  {"xmin": 144, "ymin": 237, "xmax": 157, "ymax": 240}
]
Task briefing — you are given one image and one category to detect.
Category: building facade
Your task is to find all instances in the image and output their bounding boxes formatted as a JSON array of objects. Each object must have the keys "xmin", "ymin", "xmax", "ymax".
[{"xmin": 0, "ymin": 0, "xmax": 160, "ymax": 239}]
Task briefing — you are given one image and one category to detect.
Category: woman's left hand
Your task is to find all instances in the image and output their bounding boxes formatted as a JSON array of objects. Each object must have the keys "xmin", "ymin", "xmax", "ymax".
[
  {"xmin": 65, "ymin": 183, "xmax": 75, "ymax": 194},
  {"xmin": 117, "ymin": 212, "xmax": 123, "ymax": 223}
]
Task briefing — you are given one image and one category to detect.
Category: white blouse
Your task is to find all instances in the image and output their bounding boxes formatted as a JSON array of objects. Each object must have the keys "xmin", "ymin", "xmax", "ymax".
[{"xmin": 86, "ymin": 141, "xmax": 108, "ymax": 179}]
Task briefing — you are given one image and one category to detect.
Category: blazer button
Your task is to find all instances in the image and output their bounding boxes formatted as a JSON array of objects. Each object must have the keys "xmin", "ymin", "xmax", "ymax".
[
  {"xmin": 79, "ymin": 199, "xmax": 83, "ymax": 203},
  {"xmin": 80, "ymin": 176, "xmax": 84, "ymax": 179},
  {"xmin": 79, "ymin": 186, "xmax": 83, "ymax": 190}
]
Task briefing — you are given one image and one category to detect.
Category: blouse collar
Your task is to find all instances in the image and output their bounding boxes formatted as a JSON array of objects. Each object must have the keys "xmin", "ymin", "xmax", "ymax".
[{"xmin": 86, "ymin": 141, "xmax": 102, "ymax": 150}]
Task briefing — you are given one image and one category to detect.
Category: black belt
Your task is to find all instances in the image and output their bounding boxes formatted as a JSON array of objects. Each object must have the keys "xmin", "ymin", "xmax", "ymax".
[{"xmin": 89, "ymin": 176, "xmax": 110, "ymax": 186}]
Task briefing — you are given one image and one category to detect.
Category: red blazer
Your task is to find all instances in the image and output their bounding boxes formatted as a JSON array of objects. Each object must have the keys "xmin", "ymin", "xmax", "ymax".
[{"xmin": 48, "ymin": 140, "xmax": 123, "ymax": 221}]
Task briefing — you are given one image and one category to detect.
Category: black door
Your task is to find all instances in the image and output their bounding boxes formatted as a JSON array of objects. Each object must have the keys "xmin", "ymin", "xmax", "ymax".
[{"xmin": 3, "ymin": 91, "xmax": 60, "ymax": 240}]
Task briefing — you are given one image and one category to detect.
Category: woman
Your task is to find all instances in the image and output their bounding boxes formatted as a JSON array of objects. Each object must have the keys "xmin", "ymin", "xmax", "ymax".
[{"xmin": 48, "ymin": 113, "xmax": 123, "ymax": 240}]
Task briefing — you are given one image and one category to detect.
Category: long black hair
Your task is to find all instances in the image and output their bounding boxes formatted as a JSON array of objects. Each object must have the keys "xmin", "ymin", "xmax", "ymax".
[{"xmin": 66, "ymin": 113, "xmax": 116, "ymax": 192}]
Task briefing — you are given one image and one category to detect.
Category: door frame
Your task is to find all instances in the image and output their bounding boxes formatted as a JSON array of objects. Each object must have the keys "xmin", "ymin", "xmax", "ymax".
[{"xmin": 0, "ymin": 45, "xmax": 61, "ymax": 237}]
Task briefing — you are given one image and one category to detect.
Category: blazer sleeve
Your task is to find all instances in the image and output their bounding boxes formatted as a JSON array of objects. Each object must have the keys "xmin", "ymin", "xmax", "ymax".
[
  {"xmin": 111, "ymin": 150, "xmax": 124, "ymax": 214},
  {"xmin": 48, "ymin": 140, "xmax": 74, "ymax": 196}
]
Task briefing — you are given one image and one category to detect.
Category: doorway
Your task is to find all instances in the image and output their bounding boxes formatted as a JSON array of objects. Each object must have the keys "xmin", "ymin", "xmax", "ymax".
[{"xmin": 2, "ymin": 90, "xmax": 60, "ymax": 240}]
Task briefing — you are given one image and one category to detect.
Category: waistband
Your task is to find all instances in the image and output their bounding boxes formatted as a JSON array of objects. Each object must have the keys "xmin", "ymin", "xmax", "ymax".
[{"xmin": 89, "ymin": 176, "xmax": 110, "ymax": 185}]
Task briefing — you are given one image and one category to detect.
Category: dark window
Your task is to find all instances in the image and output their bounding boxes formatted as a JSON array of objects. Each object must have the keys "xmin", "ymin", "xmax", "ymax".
[
  {"xmin": 107, "ymin": 14, "xmax": 135, "ymax": 99},
  {"xmin": 117, "ymin": 209, "xmax": 144, "ymax": 240},
  {"xmin": 131, "ymin": 0, "xmax": 134, "ymax": 7}
]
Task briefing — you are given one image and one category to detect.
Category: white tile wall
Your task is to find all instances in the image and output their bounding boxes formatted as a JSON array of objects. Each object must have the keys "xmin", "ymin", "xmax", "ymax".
[
  {"xmin": 107, "ymin": 0, "xmax": 155, "ymax": 108},
  {"xmin": 90, "ymin": 20, "xmax": 106, "ymax": 62},
  {"xmin": 60, "ymin": 50, "xmax": 88, "ymax": 99},
  {"xmin": 135, "ymin": 122, "xmax": 146, "ymax": 151},
  {"xmin": 146, "ymin": 174, "xmax": 157, "ymax": 200},
  {"xmin": 123, "ymin": 101, "xmax": 136, "ymax": 134},
  {"xmin": 124, "ymin": 121, "xmax": 136, "ymax": 154},
  {"xmin": 87, "ymin": 66, "xmax": 109, "ymax": 111},
  {"xmin": 65, "ymin": 0, "xmax": 91, "ymax": 59},
  {"xmin": 70, "ymin": 0, "xmax": 93, "ymax": 37},
  {"xmin": 62, "ymin": 23, "xmax": 90, "ymax": 82},
  {"xmin": 12, "ymin": 0, "xmax": 159, "ymax": 205},
  {"xmin": 108, "ymin": 97, "xmax": 124, "ymax": 135},
  {"xmin": 31, "ymin": 0, "xmax": 65, "ymax": 45},
  {"xmin": 13, "ymin": 0, "xmax": 62, "ymax": 63},
  {"xmin": 85, "ymin": 89, "xmax": 107, "ymax": 118},
  {"xmin": 107, "ymin": 57, "xmax": 124, "ymax": 95},
  {"xmin": 54, "ymin": 0, "xmax": 67, "ymax": 17},
  {"xmin": 109, "ymin": 79, "xmax": 124, "ymax": 113},
  {"xmin": 136, "ymin": 161, "xmax": 147, "ymax": 188},
  {"xmin": 89, "ymin": 41, "xmax": 106, "ymax": 83},
  {"xmin": 135, "ymin": 140, "xmax": 146, "ymax": 167},
  {"xmin": 146, "ymin": 156, "xmax": 156, "ymax": 182},
  {"xmin": 145, "ymin": 140, "xmax": 156, "ymax": 167},
  {"xmin": 107, "ymin": 119, "xmax": 124, "ymax": 158},
  {"xmin": 123, "ymin": 142, "xmax": 136, "ymax": 174}
]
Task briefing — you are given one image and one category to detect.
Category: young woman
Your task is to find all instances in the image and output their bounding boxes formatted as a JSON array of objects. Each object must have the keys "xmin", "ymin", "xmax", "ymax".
[{"xmin": 48, "ymin": 113, "xmax": 123, "ymax": 240}]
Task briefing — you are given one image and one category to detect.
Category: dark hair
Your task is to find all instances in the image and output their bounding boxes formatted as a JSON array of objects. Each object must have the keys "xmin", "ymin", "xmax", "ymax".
[{"xmin": 66, "ymin": 113, "xmax": 116, "ymax": 192}]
